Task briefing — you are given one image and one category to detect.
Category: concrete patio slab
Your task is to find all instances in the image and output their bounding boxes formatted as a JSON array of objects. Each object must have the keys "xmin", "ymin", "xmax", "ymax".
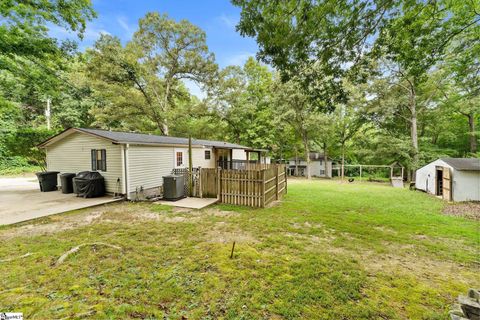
[
  {"xmin": 155, "ymin": 197, "xmax": 218, "ymax": 209},
  {"xmin": 0, "ymin": 176, "xmax": 122, "ymax": 225}
]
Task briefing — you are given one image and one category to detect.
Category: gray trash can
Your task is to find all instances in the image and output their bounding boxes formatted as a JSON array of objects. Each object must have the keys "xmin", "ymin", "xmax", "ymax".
[{"xmin": 60, "ymin": 173, "xmax": 76, "ymax": 194}]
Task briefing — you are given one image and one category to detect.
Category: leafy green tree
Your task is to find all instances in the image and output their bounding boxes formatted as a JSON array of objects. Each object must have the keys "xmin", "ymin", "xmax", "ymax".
[
  {"xmin": 233, "ymin": 0, "xmax": 479, "ymax": 169},
  {"xmin": 334, "ymin": 94, "xmax": 366, "ymax": 180},
  {"xmin": 274, "ymin": 77, "xmax": 322, "ymax": 179},
  {"xmin": 88, "ymin": 13, "xmax": 217, "ymax": 135},
  {"xmin": 437, "ymin": 26, "xmax": 480, "ymax": 155},
  {"xmin": 208, "ymin": 57, "xmax": 282, "ymax": 152},
  {"xmin": 0, "ymin": 0, "xmax": 95, "ymax": 59}
]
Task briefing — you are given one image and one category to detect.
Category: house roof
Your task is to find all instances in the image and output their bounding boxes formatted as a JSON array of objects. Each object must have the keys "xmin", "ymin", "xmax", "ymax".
[
  {"xmin": 441, "ymin": 158, "xmax": 480, "ymax": 171},
  {"xmin": 38, "ymin": 127, "xmax": 260, "ymax": 151}
]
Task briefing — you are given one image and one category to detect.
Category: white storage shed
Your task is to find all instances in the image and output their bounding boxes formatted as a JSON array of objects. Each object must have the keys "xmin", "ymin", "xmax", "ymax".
[{"xmin": 415, "ymin": 158, "xmax": 480, "ymax": 202}]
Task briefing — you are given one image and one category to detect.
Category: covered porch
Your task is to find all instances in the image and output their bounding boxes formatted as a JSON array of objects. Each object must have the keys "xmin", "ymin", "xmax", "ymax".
[{"xmin": 215, "ymin": 148, "xmax": 269, "ymax": 169}]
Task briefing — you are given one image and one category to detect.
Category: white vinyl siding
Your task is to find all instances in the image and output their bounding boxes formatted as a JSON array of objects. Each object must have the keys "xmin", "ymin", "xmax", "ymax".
[
  {"xmin": 232, "ymin": 149, "xmax": 247, "ymax": 160},
  {"xmin": 173, "ymin": 147, "xmax": 215, "ymax": 168},
  {"xmin": 45, "ymin": 132, "xmax": 122, "ymax": 193},
  {"xmin": 128, "ymin": 145, "xmax": 173, "ymax": 192},
  {"xmin": 193, "ymin": 148, "xmax": 215, "ymax": 168}
]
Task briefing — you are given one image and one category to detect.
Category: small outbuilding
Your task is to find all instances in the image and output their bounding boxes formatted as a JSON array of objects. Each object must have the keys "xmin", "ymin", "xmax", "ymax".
[{"xmin": 415, "ymin": 158, "xmax": 480, "ymax": 202}]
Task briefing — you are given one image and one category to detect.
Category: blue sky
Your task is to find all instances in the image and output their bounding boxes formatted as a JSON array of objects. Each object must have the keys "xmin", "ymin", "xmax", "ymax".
[
  {"xmin": 49, "ymin": 0, "xmax": 258, "ymax": 68},
  {"xmin": 48, "ymin": 1, "xmax": 259, "ymax": 97}
]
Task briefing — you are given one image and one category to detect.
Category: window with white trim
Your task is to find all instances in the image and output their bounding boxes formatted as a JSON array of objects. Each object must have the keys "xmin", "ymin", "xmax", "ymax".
[
  {"xmin": 91, "ymin": 149, "xmax": 107, "ymax": 171},
  {"xmin": 205, "ymin": 150, "xmax": 211, "ymax": 160},
  {"xmin": 176, "ymin": 151, "xmax": 183, "ymax": 167}
]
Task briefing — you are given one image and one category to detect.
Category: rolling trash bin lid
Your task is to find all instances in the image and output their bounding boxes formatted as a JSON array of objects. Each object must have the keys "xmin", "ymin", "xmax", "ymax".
[
  {"xmin": 35, "ymin": 171, "xmax": 59, "ymax": 177},
  {"xmin": 60, "ymin": 173, "xmax": 76, "ymax": 178}
]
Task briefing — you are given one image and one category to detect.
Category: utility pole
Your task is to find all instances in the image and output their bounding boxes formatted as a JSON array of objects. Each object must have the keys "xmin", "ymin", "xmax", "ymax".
[{"xmin": 45, "ymin": 98, "xmax": 51, "ymax": 130}]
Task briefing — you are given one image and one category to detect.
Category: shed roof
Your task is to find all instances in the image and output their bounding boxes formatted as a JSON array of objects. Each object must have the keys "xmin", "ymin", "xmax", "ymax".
[
  {"xmin": 440, "ymin": 158, "xmax": 480, "ymax": 171},
  {"xmin": 38, "ymin": 127, "xmax": 259, "ymax": 151}
]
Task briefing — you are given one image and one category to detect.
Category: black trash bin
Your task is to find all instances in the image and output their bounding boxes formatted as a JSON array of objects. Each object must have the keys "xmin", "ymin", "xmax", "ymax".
[
  {"xmin": 60, "ymin": 173, "xmax": 76, "ymax": 194},
  {"xmin": 36, "ymin": 171, "xmax": 59, "ymax": 192}
]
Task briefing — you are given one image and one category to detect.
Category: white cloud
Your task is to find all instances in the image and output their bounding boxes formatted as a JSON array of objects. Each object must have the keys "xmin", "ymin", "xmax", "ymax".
[
  {"xmin": 117, "ymin": 16, "xmax": 134, "ymax": 38},
  {"xmin": 117, "ymin": 17, "xmax": 130, "ymax": 32},
  {"xmin": 225, "ymin": 52, "xmax": 255, "ymax": 66},
  {"xmin": 218, "ymin": 14, "xmax": 237, "ymax": 29}
]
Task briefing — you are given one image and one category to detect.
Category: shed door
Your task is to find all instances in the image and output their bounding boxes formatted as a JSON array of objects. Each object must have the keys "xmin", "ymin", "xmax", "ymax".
[{"xmin": 442, "ymin": 168, "xmax": 452, "ymax": 201}]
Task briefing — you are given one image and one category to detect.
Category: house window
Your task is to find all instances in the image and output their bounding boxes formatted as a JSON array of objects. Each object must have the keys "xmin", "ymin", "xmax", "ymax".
[
  {"xmin": 91, "ymin": 149, "xmax": 106, "ymax": 171},
  {"xmin": 176, "ymin": 151, "xmax": 183, "ymax": 167},
  {"xmin": 205, "ymin": 150, "xmax": 211, "ymax": 160}
]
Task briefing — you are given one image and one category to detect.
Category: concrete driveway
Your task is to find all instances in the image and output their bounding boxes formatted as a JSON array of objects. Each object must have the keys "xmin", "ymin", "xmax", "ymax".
[{"xmin": 0, "ymin": 176, "xmax": 121, "ymax": 225}]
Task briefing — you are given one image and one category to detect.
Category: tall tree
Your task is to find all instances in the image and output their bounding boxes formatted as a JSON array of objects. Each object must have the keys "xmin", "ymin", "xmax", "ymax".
[
  {"xmin": 87, "ymin": 13, "xmax": 218, "ymax": 135},
  {"xmin": 133, "ymin": 12, "xmax": 217, "ymax": 134},
  {"xmin": 437, "ymin": 25, "xmax": 480, "ymax": 155},
  {"xmin": 210, "ymin": 57, "xmax": 278, "ymax": 150},
  {"xmin": 274, "ymin": 77, "xmax": 321, "ymax": 179}
]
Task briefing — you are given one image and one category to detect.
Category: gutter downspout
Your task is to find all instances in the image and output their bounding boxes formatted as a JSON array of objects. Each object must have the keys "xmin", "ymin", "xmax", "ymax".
[{"xmin": 123, "ymin": 144, "xmax": 130, "ymax": 200}]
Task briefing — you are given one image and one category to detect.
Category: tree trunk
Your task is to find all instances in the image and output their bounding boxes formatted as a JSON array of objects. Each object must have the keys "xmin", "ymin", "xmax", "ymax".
[
  {"xmin": 467, "ymin": 113, "xmax": 477, "ymax": 154},
  {"xmin": 162, "ymin": 80, "xmax": 171, "ymax": 136},
  {"xmin": 410, "ymin": 104, "xmax": 419, "ymax": 166},
  {"xmin": 295, "ymin": 148, "xmax": 298, "ymax": 176},
  {"xmin": 341, "ymin": 142, "xmax": 345, "ymax": 182},
  {"xmin": 323, "ymin": 142, "xmax": 329, "ymax": 178},
  {"xmin": 302, "ymin": 132, "xmax": 311, "ymax": 179}
]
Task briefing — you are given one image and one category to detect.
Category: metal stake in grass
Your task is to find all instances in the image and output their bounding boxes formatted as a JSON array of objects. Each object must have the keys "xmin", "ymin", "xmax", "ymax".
[{"xmin": 230, "ymin": 241, "xmax": 236, "ymax": 259}]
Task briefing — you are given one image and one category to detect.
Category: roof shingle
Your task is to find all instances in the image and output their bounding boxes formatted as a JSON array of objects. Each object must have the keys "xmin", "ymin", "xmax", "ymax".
[
  {"xmin": 78, "ymin": 128, "xmax": 252, "ymax": 150},
  {"xmin": 441, "ymin": 158, "xmax": 480, "ymax": 171}
]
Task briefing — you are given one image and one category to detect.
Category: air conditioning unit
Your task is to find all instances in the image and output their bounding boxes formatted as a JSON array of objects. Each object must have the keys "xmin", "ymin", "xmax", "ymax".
[{"xmin": 162, "ymin": 175, "xmax": 185, "ymax": 200}]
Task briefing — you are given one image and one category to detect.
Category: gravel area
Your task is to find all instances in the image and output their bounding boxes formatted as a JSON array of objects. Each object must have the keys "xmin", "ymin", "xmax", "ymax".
[{"xmin": 443, "ymin": 202, "xmax": 480, "ymax": 221}]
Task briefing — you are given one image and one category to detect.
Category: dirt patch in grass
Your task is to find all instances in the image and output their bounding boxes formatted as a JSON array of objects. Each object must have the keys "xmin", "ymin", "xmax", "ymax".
[
  {"xmin": 162, "ymin": 215, "xmax": 200, "ymax": 223},
  {"xmin": 0, "ymin": 203, "xmax": 168, "ymax": 239},
  {"xmin": 205, "ymin": 222, "xmax": 257, "ymax": 244},
  {"xmin": 0, "ymin": 210, "xmax": 105, "ymax": 240},
  {"xmin": 360, "ymin": 249, "xmax": 477, "ymax": 289},
  {"xmin": 443, "ymin": 202, "xmax": 480, "ymax": 220},
  {"xmin": 0, "ymin": 203, "xmax": 242, "ymax": 240},
  {"xmin": 202, "ymin": 207, "xmax": 240, "ymax": 217},
  {"xmin": 172, "ymin": 207, "xmax": 193, "ymax": 213}
]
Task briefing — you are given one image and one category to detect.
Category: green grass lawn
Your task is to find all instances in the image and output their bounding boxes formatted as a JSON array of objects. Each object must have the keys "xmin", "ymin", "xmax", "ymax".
[
  {"xmin": 0, "ymin": 180, "xmax": 478, "ymax": 319},
  {"xmin": 0, "ymin": 165, "xmax": 40, "ymax": 177}
]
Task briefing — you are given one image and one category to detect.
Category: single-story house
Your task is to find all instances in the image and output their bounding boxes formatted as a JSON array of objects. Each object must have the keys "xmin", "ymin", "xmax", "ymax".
[
  {"xmin": 415, "ymin": 158, "xmax": 480, "ymax": 202},
  {"xmin": 288, "ymin": 152, "xmax": 333, "ymax": 178},
  {"xmin": 38, "ymin": 128, "xmax": 270, "ymax": 199}
]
